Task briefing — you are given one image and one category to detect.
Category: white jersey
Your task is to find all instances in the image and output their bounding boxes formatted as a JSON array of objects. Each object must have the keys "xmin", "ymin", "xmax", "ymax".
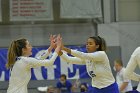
[
  {"xmin": 61, "ymin": 50, "xmax": 115, "ymax": 89},
  {"xmin": 124, "ymin": 47, "xmax": 140, "ymax": 92},
  {"xmin": 7, "ymin": 50, "xmax": 58, "ymax": 93},
  {"xmin": 116, "ymin": 68, "xmax": 132, "ymax": 92}
]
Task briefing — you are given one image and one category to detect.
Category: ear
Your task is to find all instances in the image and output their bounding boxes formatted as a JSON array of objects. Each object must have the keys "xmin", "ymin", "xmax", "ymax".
[
  {"xmin": 96, "ymin": 45, "xmax": 99, "ymax": 49},
  {"xmin": 22, "ymin": 48, "xmax": 26, "ymax": 53}
]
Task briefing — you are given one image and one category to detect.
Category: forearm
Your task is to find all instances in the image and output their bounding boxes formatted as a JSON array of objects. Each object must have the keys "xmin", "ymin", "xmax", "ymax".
[
  {"xmin": 36, "ymin": 49, "xmax": 49, "ymax": 60},
  {"xmin": 124, "ymin": 55, "xmax": 140, "ymax": 81},
  {"xmin": 125, "ymin": 72, "xmax": 140, "ymax": 81},
  {"xmin": 71, "ymin": 49, "xmax": 105, "ymax": 61},
  {"xmin": 62, "ymin": 47, "xmax": 71, "ymax": 54},
  {"xmin": 62, "ymin": 47, "xmax": 88, "ymax": 60},
  {"xmin": 27, "ymin": 52, "xmax": 58, "ymax": 68},
  {"xmin": 60, "ymin": 52, "xmax": 86, "ymax": 65},
  {"xmin": 48, "ymin": 46, "xmax": 53, "ymax": 53},
  {"xmin": 58, "ymin": 51, "xmax": 63, "ymax": 56},
  {"xmin": 44, "ymin": 52, "xmax": 58, "ymax": 66},
  {"xmin": 55, "ymin": 46, "xmax": 61, "ymax": 54},
  {"xmin": 120, "ymin": 82, "xmax": 128, "ymax": 91}
]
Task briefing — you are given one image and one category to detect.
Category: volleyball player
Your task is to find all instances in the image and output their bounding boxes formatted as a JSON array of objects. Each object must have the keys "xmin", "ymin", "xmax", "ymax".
[
  {"xmin": 124, "ymin": 47, "xmax": 140, "ymax": 93},
  {"xmin": 59, "ymin": 36, "xmax": 119, "ymax": 93},
  {"xmin": 6, "ymin": 35, "xmax": 62, "ymax": 93}
]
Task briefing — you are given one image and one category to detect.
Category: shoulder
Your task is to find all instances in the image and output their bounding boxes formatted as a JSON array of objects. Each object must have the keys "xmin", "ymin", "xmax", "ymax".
[
  {"xmin": 93, "ymin": 51, "xmax": 107, "ymax": 57},
  {"xmin": 20, "ymin": 56, "xmax": 36, "ymax": 62},
  {"xmin": 20, "ymin": 56, "xmax": 31, "ymax": 59},
  {"xmin": 132, "ymin": 47, "xmax": 140, "ymax": 56},
  {"xmin": 135, "ymin": 47, "xmax": 140, "ymax": 51},
  {"xmin": 95, "ymin": 51, "xmax": 106, "ymax": 54},
  {"xmin": 19, "ymin": 56, "xmax": 28, "ymax": 61}
]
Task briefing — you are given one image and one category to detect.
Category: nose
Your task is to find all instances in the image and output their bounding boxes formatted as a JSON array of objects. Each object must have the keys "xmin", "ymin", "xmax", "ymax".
[
  {"xmin": 30, "ymin": 46, "xmax": 33, "ymax": 50},
  {"xmin": 86, "ymin": 45, "xmax": 90, "ymax": 48}
]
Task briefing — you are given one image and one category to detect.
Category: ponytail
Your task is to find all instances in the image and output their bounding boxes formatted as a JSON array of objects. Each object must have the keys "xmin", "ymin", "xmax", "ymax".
[
  {"xmin": 98, "ymin": 36, "xmax": 107, "ymax": 52},
  {"xmin": 6, "ymin": 41, "xmax": 17, "ymax": 69},
  {"xmin": 6, "ymin": 38, "xmax": 27, "ymax": 69}
]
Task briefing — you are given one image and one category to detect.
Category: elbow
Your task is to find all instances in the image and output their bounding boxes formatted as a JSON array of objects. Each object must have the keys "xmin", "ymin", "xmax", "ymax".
[
  {"xmin": 47, "ymin": 60, "xmax": 55, "ymax": 66},
  {"xmin": 49, "ymin": 62, "xmax": 54, "ymax": 66},
  {"xmin": 66, "ymin": 59, "xmax": 72, "ymax": 63},
  {"xmin": 63, "ymin": 59, "xmax": 71, "ymax": 63},
  {"xmin": 61, "ymin": 57, "xmax": 70, "ymax": 63},
  {"xmin": 124, "ymin": 70, "xmax": 131, "ymax": 79}
]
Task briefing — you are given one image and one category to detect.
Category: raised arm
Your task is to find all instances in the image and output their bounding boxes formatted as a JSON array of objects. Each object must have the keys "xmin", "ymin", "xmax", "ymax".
[
  {"xmin": 36, "ymin": 35, "xmax": 56, "ymax": 59},
  {"xmin": 24, "ymin": 52, "xmax": 58, "ymax": 68},
  {"xmin": 35, "ymin": 50, "xmax": 50, "ymax": 60},
  {"xmin": 25, "ymin": 34, "xmax": 62, "ymax": 68},
  {"xmin": 59, "ymin": 51, "xmax": 86, "ymax": 65},
  {"xmin": 62, "ymin": 47, "xmax": 105, "ymax": 62},
  {"xmin": 124, "ymin": 54, "xmax": 140, "ymax": 81}
]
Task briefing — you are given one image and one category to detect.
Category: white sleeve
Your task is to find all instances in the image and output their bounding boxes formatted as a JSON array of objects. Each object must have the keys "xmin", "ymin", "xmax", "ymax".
[
  {"xmin": 71, "ymin": 50, "xmax": 105, "ymax": 62},
  {"xmin": 61, "ymin": 52, "xmax": 86, "ymax": 65},
  {"xmin": 122, "ymin": 69, "xmax": 131, "ymax": 82},
  {"xmin": 24, "ymin": 52, "xmax": 58, "ymax": 68},
  {"xmin": 36, "ymin": 50, "xmax": 50, "ymax": 60},
  {"xmin": 124, "ymin": 55, "xmax": 140, "ymax": 81}
]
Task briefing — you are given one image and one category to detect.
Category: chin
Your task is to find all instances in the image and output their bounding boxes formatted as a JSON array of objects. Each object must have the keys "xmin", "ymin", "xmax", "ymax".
[
  {"xmin": 87, "ymin": 50, "xmax": 89, "ymax": 53},
  {"xmin": 86, "ymin": 50, "xmax": 90, "ymax": 53},
  {"xmin": 30, "ymin": 53, "xmax": 32, "ymax": 56}
]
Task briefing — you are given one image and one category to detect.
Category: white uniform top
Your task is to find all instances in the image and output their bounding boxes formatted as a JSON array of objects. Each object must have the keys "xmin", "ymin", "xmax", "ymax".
[
  {"xmin": 116, "ymin": 67, "xmax": 132, "ymax": 92},
  {"xmin": 7, "ymin": 50, "xmax": 58, "ymax": 93},
  {"xmin": 124, "ymin": 47, "xmax": 140, "ymax": 92},
  {"xmin": 61, "ymin": 50, "xmax": 115, "ymax": 89}
]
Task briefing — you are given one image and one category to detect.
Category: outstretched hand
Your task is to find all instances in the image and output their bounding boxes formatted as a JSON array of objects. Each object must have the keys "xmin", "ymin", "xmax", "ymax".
[
  {"xmin": 55, "ymin": 34, "xmax": 62, "ymax": 54},
  {"xmin": 48, "ymin": 34, "xmax": 57, "ymax": 53},
  {"xmin": 50, "ymin": 34, "xmax": 56, "ymax": 49},
  {"xmin": 56, "ymin": 34, "xmax": 62, "ymax": 48}
]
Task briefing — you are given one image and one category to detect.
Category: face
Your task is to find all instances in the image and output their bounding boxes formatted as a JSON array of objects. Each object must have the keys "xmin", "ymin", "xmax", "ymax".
[
  {"xmin": 86, "ymin": 38, "xmax": 99, "ymax": 53},
  {"xmin": 114, "ymin": 62, "xmax": 122, "ymax": 72},
  {"xmin": 60, "ymin": 77, "xmax": 66, "ymax": 84},
  {"xmin": 22, "ymin": 40, "xmax": 32, "ymax": 56}
]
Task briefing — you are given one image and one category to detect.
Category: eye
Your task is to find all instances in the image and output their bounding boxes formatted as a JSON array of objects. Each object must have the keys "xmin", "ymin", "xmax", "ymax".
[{"xmin": 89, "ymin": 43, "xmax": 93, "ymax": 45}]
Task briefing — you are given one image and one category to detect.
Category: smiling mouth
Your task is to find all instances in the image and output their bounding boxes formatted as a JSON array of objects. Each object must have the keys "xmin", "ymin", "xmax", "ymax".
[
  {"xmin": 86, "ymin": 48, "xmax": 90, "ymax": 50},
  {"xmin": 86, "ymin": 49, "xmax": 90, "ymax": 52}
]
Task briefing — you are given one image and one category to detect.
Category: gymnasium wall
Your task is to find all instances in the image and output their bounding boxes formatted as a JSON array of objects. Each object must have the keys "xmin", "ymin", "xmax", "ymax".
[{"xmin": 0, "ymin": 23, "xmax": 96, "ymax": 47}]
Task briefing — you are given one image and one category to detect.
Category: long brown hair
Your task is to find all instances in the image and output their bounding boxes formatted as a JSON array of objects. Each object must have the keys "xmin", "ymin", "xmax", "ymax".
[
  {"xmin": 6, "ymin": 38, "xmax": 27, "ymax": 69},
  {"xmin": 89, "ymin": 36, "xmax": 107, "ymax": 52}
]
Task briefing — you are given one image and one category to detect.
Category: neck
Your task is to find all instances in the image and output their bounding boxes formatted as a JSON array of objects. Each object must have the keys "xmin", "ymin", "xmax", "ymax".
[{"xmin": 22, "ymin": 53, "xmax": 29, "ymax": 57}]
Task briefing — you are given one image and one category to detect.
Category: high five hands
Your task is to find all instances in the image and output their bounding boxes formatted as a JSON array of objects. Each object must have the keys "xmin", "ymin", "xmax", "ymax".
[{"xmin": 49, "ymin": 34, "xmax": 62, "ymax": 54}]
